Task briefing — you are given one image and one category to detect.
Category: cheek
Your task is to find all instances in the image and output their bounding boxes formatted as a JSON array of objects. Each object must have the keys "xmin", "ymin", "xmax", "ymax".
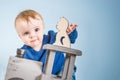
[
  {"xmin": 20, "ymin": 36, "xmax": 29, "ymax": 43},
  {"xmin": 38, "ymin": 32, "xmax": 44, "ymax": 41}
]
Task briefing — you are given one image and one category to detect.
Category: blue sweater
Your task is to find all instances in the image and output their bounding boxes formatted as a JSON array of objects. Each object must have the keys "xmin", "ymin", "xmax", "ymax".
[{"xmin": 21, "ymin": 29, "xmax": 77, "ymax": 79}]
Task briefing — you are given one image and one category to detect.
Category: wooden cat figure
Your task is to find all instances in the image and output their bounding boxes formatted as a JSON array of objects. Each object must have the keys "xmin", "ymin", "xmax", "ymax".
[{"xmin": 54, "ymin": 17, "xmax": 71, "ymax": 48}]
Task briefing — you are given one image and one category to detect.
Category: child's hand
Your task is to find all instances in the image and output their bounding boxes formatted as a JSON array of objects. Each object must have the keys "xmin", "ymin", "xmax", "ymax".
[{"xmin": 66, "ymin": 24, "xmax": 78, "ymax": 34}]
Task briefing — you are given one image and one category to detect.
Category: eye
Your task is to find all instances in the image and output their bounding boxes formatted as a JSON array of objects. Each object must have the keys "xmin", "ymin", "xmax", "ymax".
[
  {"xmin": 35, "ymin": 28, "xmax": 39, "ymax": 32},
  {"xmin": 24, "ymin": 32, "xmax": 29, "ymax": 35}
]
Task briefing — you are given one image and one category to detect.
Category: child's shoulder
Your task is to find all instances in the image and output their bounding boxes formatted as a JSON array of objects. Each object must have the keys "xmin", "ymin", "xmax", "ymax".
[
  {"xmin": 45, "ymin": 30, "xmax": 56, "ymax": 37},
  {"xmin": 48, "ymin": 30, "xmax": 56, "ymax": 34}
]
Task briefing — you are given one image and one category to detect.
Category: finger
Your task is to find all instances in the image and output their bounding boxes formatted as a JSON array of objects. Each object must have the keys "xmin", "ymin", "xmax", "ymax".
[
  {"xmin": 69, "ymin": 25, "xmax": 76, "ymax": 31},
  {"xmin": 66, "ymin": 28, "xmax": 72, "ymax": 34},
  {"xmin": 70, "ymin": 24, "xmax": 78, "ymax": 27}
]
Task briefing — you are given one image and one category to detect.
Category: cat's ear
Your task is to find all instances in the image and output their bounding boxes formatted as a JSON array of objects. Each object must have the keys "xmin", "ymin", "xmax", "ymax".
[{"xmin": 56, "ymin": 17, "xmax": 69, "ymax": 31}]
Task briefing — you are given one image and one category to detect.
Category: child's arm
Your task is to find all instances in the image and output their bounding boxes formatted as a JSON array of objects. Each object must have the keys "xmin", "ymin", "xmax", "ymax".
[
  {"xmin": 66, "ymin": 24, "xmax": 78, "ymax": 34},
  {"xmin": 66, "ymin": 24, "xmax": 78, "ymax": 43}
]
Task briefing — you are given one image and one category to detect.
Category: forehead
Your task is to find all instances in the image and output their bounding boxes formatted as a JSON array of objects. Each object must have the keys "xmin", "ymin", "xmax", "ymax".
[
  {"xmin": 16, "ymin": 16, "xmax": 43, "ymax": 25},
  {"xmin": 16, "ymin": 17, "xmax": 43, "ymax": 28},
  {"xmin": 15, "ymin": 17, "xmax": 43, "ymax": 33}
]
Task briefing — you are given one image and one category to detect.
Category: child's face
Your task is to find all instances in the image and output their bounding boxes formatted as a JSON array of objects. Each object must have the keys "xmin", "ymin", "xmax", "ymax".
[{"xmin": 15, "ymin": 17, "xmax": 44, "ymax": 50}]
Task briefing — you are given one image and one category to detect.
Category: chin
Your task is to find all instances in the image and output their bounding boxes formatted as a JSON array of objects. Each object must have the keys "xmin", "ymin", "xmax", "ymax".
[{"xmin": 32, "ymin": 44, "xmax": 40, "ymax": 47}]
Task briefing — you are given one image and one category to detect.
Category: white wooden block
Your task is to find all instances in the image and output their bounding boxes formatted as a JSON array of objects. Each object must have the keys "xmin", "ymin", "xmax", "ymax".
[{"xmin": 5, "ymin": 56, "xmax": 42, "ymax": 80}]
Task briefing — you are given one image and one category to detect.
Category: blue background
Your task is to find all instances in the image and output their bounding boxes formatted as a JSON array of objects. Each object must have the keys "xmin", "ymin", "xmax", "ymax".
[{"xmin": 0, "ymin": 0, "xmax": 120, "ymax": 80}]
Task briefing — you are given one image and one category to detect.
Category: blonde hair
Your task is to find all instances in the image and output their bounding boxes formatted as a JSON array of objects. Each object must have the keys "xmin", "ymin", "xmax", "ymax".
[{"xmin": 15, "ymin": 9, "xmax": 44, "ymax": 27}]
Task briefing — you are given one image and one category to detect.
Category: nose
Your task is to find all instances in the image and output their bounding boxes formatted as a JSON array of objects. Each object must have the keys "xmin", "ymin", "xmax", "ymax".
[{"xmin": 30, "ymin": 31, "xmax": 36, "ymax": 38}]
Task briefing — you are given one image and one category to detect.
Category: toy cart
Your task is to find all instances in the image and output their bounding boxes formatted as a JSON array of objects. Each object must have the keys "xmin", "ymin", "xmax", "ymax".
[{"xmin": 5, "ymin": 44, "xmax": 82, "ymax": 80}]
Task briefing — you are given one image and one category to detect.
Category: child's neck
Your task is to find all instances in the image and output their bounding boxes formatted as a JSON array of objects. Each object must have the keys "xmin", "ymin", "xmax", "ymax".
[{"xmin": 33, "ymin": 44, "xmax": 42, "ymax": 51}]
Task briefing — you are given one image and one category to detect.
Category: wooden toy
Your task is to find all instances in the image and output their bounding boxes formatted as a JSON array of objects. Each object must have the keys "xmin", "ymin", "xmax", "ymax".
[
  {"xmin": 5, "ymin": 56, "xmax": 42, "ymax": 80},
  {"xmin": 54, "ymin": 17, "xmax": 71, "ymax": 48},
  {"xmin": 40, "ymin": 17, "xmax": 82, "ymax": 80}
]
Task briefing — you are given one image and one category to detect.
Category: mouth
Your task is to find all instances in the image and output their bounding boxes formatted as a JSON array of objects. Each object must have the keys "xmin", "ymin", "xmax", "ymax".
[{"xmin": 31, "ymin": 39, "xmax": 37, "ymax": 43}]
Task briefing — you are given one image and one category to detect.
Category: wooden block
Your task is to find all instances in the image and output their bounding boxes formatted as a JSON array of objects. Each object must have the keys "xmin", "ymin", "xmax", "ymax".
[
  {"xmin": 40, "ymin": 73, "xmax": 61, "ymax": 80},
  {"xmin": 66, "ymin": 55, "xmax": 76, "ymax": 80},
  {"xmin": 5, "ymin": 56, "xmax": 42, "ymax": 80},
  {"xmin": 44, "ymin": 50, "xmax": 56, "ymax": 74},
  {"xmin": 43, "ymin": 44, "xmax": 82, "ymax": 56},
  {"xmin": 61, "ymin": 55, "xmax": 70, "ymax": 80}
]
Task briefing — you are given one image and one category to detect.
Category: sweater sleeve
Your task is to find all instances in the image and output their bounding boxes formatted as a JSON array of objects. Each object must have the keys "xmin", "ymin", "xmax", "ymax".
[
  {"xmin": 68, "ymin": 29, "xmax": 78, "ymax": 43},
  {"xmin": 47, "ymin": 30, "xmax": 56, "ymax": 44}
]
